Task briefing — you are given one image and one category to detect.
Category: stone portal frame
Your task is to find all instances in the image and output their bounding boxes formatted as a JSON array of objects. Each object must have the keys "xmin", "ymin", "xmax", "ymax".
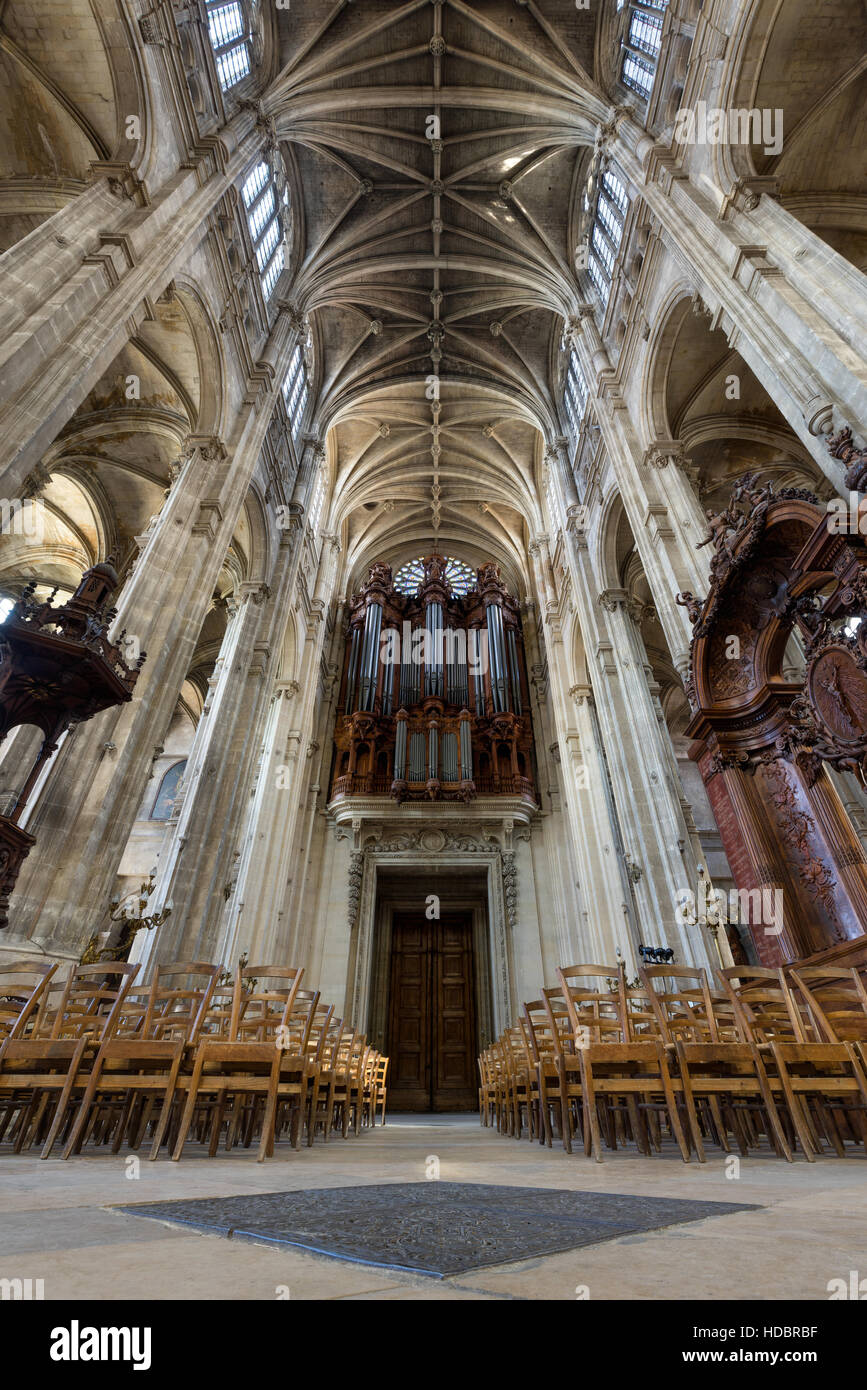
[
  {"xmin": 344, "ymin": 838, "xmax": 515, "ymax": 1040},
  {"xmin": 364, "ymin": 885, "xmax": 493, "ymax": 1055}
]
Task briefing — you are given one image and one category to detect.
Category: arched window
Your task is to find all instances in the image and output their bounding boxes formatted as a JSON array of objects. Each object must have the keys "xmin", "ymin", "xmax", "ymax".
[
  {"xmin": 587, "ymin": 169, "xmax": 629, "ymax": 306},
  {"xmin": 282, "ymin": 344, "xmax": 310, "ymax": 439},
  {"xmin": 241, "ymin": 158, "xmax": 287, "ymax": 302},
  {"xmin": 393, "ymin": 556, "xmax": 475, "ymax": 597},
  {"xmin": 308, "ymin": 465, "xmax": 326, "ymax": 534},
  {"xmin": 620, "ymin": 2, "xmax": 667, "ymax": 100},
  {"xmin": 563, "ymin": 348, "xmax": 588, "ymax": 435},
  {"xmin": 206, "ymin": 0, "xmax": 253, "ymax": 91},
  {"xmin": 150, "ymin": 760, "xmax": 186, "ymax": 821}
]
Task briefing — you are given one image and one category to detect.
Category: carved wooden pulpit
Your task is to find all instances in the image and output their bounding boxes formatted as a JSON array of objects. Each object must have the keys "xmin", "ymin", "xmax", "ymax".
[{"xmin": 0, "ymin": 560, "xmax": 145, "ymax": 928}]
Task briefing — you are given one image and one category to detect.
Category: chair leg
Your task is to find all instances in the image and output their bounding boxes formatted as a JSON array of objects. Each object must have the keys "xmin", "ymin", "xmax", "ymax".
[
  {"xmin": 578, "ymin": 1055, "xmax": 604, "ymax": 1162},
  {"xmin": 171, "ymin": 1054, "xmax": 207, "ymax": 1161},
  {"xmin": 61, "ymin": 1054, "xmax": 105, "ymax": 1160},
  {"xmin": 40, "ymin": 1043, "xmax": 87, "ymax": 1160}
]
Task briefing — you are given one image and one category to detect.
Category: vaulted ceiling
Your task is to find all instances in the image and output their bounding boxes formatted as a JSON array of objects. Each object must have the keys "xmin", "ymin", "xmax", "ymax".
[{"xmin": 266, "ymin": 0, "xmax": 609, "ymax": 583}]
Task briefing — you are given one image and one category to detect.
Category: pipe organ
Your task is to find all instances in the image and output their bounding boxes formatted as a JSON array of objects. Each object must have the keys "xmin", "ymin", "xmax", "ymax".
[{"xmin": 331, "ymin": 554, "xmax": 537, "ymax": 804}]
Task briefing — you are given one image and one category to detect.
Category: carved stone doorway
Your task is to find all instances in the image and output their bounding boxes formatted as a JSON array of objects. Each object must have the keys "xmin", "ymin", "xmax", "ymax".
[{"xmin": 360, "ymin": 864, "xmax": 497, "ymax": 1082}]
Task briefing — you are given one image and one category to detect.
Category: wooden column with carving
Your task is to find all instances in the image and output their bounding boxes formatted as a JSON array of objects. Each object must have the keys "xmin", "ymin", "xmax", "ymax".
[{"xmin": 679, "ymin": 473, "xmax": 867, "ymax": 968}]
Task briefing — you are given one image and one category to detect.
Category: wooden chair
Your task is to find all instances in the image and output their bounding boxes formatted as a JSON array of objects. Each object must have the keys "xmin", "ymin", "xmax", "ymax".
[
  {"xmin": 0, "ymin": 960, "xmax": 57, "ymax": 1042},
  {"xmin": 0, "ymin": 961, "xmax": 139, "ymax": 1158},
  {"xmin": 523, "ymin": 999, "xmax": 566, "ymax": 1147},
  {"xmin": 478, "ymin": 1048, "xmax": 495, "ymax": 1125},
  {"xmin": 541, "ymin": 986, "xmax": 583, "ymax": 1152},
  {"xmin": 60, "ymin": 962, "xmax": 221, "ymax": 1160},
  {"xmin": 296, "ymin": 1002, "xmax": 334, "ymax": 1142},
  {"xmin": 261, "ymin": 988, "xmax": 321, "ymax": 1155},
  {"xmin": 637, "ymin": 966, "xmax": 791, "ymax": 1162},
  {"xmin": 373, "ymin": 1053, "xmax": 389, "ymax": 1126},
  {"xmin": 347, "ymin": 1035, "xmax": 369, "ymax": 1137},
  {"xmin": 502, "ymin": 1024, "xmax": 536, "ymax": 1139},
  {"xmin": 718, "ymin": 966, "xmax": 867, "ymax": 1159},
  {"xmin": 170, "ymin": 963, "xmax": 304, "ymax": 1162},
  {"xmin": 361, "ymin": 1047, "xmax": 382, "ymax": 1128},
  {"xmin": 327, "ymin": 1028, "xmax": 358, "ymax": 1139},
  {"xmin": 558, "ymin": 963, "xmax": 690, "ymax": 1162},
  {"xmin": 790, "ymin": 967, "xmax": 867, "ymax": 1054},
  {"xmin": 306, "ymin": 1015, "xmax": 345, "ymax": 1143}
]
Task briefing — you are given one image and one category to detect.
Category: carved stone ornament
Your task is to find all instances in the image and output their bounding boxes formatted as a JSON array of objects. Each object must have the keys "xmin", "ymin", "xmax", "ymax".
[{"xmin": 827, "ymin": 426, "xmax": 867, "ymax": 494}]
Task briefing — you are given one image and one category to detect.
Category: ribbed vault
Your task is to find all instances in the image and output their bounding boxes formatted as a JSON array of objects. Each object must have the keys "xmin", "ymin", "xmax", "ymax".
[{"xmin": 266, "ymin": 0, "xmax": 607, "ymax": 567}]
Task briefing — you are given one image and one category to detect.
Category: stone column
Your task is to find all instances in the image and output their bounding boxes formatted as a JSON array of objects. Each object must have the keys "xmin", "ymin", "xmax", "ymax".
[
  {"xmin": 0, "ymin": 113, "xmax": 262, "ymax": 495},
  {"xmin": 612, "ymin": 116, "xmax": 867, "ymax": 488},
  {"xmin": 7, "ymin": 311, "xmax": 296, "ymax": 954},
  {"xmin": 589, "ymin": 585, "xmax": 716, "ymax": 970},
  {"xmin": 571, "ymin": 313, "xmax": 710, "ymax": 680},
  {"xmin": 132, "ymin": 577, "xmax": 277, "ymax": 972},
  {"xmin": 220, "ymin": 530, "xmax": 341, "ymax": 969}
]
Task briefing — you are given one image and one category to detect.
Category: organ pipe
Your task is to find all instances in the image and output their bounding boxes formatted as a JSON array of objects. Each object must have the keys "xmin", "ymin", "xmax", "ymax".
[
  {"xmin": 426, "ymin": 601, "xmax": 443, "ymax": 697},
  {"xmin": 358, "ymin": 601, "xmax": 382, "ymax": 711},
  {"xmin": 507, "ymin": 628, "xmax": 522, "ymax": 716},
  {"xmin": 393, "ymin": 713, "xmax": 407, "ymax": 780},
  {"xmin": 345, "ymin": 626, "xmax": 361, "ymax": 712},
  {"xmin": 428, "ymin": 721, "xmax": 439, "ymax": 780},
  {"xmin": 487, "ymin": 601, "xmax": 509, "ymax": 713},
  {"xmin": 409, "ymin": 731, "xmax": 425, "ymax": 782},
  {"xmin": 459, "ymin": 715, "xmax": 472, "ymax": 781}
]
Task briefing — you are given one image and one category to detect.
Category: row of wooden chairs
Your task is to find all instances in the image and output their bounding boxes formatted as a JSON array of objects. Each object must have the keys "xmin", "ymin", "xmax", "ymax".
[
  {"xmin": 479, "ymin": 963, "xmax": 867, "ymax": 1163},
  {"xmin": 0, "ymin": 957, "xmax": 389, "ymax": 1162}
]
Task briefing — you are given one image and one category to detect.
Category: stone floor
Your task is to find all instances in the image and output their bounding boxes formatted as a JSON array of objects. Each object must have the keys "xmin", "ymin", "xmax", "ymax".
[{"xmin": 1, "ymin": 1115, "xmax": 863, "ymax": 1300}]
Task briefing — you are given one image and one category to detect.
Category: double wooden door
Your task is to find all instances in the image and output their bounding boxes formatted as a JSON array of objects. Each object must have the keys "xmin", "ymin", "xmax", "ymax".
[{"xmin": 386, "ymin": 912, "xmax": 477, "ymax": 1111}]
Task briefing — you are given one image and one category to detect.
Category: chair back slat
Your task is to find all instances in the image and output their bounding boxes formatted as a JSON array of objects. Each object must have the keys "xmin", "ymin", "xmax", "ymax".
[
  {"xmin": 556, "ymin": 963, "xmax": 627, "ymax": 1045},
  {"xmin": 717, "ymin": 966, "xmax": 812, "ymax": 1043},
  {"xmin": 639, "ymin": 965, "xmax": 719, "ymax": 1044},
  {"xmin": 789, "ymin": 967, "xmax": 867, "ymax": 1045},
  {"xmin": 0, "ymin": 960, "xmax": 57, "ymax": 1040},
  {"xmin": 42, "ymin": 962, "xmax": 140, "ymax": 1042}
]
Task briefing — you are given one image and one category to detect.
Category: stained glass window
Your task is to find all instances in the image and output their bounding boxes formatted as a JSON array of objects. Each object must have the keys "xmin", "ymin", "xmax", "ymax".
[{"xmin": 393, "ymin": 557, "xmax": 476, "ymax": 597}]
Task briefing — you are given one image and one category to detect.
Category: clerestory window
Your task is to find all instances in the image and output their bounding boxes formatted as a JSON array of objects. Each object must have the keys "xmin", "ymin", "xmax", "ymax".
[
  {"xmin": 206, "ymin": 0, "xmax": 252, "ymax": 91},
  {"xmin": 620, "ymin": 2, "xmax": 667, "ymax": 100},
  {"xmin": 587, "ymin": 169, "xmax": 629, "ymax": 307},
  {"xmin": 241, "ymin": 159, "xmax": 287, "ymax": 302}
]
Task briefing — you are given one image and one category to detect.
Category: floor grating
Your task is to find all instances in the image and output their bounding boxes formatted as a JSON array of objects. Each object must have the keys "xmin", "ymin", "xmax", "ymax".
[{"xmin": 117, "ymin": 1182, "xmax": 761, "ymax": 1277}]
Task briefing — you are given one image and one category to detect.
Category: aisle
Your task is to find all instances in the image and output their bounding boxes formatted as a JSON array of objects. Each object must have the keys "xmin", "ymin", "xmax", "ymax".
[{"xmin": 0, "ymin": 1116, "xmax": 862, "ymax": 1300}]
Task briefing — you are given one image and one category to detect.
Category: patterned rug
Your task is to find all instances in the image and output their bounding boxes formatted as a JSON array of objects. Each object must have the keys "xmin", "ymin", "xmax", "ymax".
[{"xmin": 118, "ymin": 1182, "xmax": 759, "ymax": 1277}]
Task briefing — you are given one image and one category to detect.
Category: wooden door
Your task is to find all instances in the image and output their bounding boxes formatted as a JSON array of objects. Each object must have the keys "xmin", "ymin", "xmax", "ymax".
[{"xmin": 387, "ymin": 912, "xmax": 477, "ymax": 1111}]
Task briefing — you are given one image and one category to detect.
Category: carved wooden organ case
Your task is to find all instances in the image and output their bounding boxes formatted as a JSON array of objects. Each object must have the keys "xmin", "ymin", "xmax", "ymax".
[
  {"xmin": 330, "ymin": 555, "xmax": 537, "ymax": 805},
  {"xmin": 679, "ymin": 475, "xmax": 867, "ymax": 968}
]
